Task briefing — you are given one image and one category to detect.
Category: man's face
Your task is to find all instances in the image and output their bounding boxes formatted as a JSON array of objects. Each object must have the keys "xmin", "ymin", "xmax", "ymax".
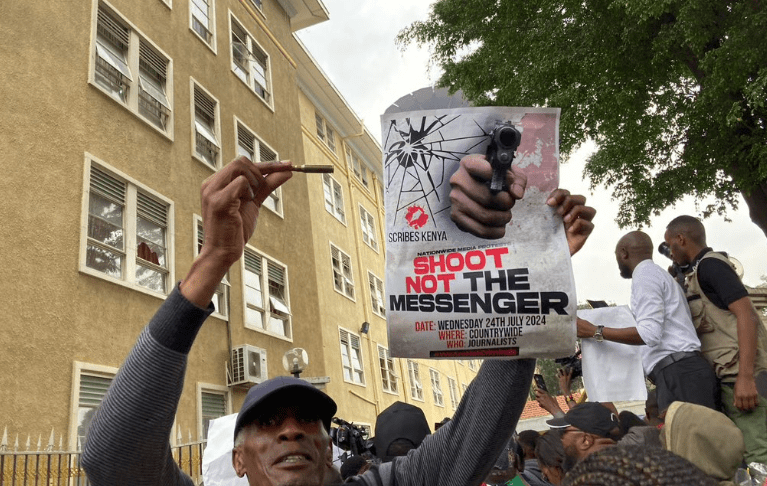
[
  {"xmin": 233, "ymin": 404, "xmax": 331, "ymax": 486},
  {"xmin": 664, "ymin": 230, "xmax": 692, "ymax": 266},
  {"xmin": 560, "ymin": 427, "xmax": 588, "ymax": 462}
]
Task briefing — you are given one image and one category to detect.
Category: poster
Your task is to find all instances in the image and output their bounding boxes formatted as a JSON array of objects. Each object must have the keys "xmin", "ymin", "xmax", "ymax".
[
  {"xmin": 382, "ymin": 107, "xmax": 576, "ymax": 359},
  {"xmin": 578, "ymin": 306, "xmax": 648, "ymax": 402}
]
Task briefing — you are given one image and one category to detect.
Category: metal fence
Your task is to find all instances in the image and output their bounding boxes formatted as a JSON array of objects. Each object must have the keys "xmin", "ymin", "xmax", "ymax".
[{"xmin": 0, "ymin": 430, "xmax": 205, "ymax": 485}]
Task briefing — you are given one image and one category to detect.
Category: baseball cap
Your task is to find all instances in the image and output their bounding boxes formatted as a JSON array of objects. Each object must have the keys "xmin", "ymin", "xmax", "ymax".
[
  {"xmin": 546, "ymin": 402, "xmax": 622, "ymax": 440},
  {"xmin": 233, "ymin": 376, "xmax": 337, "ymax": 440}
]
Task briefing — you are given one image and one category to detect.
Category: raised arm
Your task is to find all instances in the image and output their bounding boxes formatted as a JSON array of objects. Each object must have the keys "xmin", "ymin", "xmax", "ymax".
[{"xmin": 82, "ymin": 158, "xmax": 292, "ymax": 485}]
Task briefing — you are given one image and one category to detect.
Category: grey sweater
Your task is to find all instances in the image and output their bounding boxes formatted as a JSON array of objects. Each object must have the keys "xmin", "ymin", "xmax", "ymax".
[{"xmin": 81, "ymin": 286, "xmax": 534, "ymax": 486}]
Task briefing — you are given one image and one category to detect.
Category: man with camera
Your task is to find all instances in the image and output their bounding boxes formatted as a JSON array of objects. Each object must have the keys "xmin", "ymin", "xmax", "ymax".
[
  {"xmin": 576, "ymin": 230, "xmax": 717, "ymax": 414},
  {"xmin": 81, "ymin": 156, "xmax": 596, "ymax": 486},
  {"xmin": 664, "ymin": 215, "xmax": 767, "ymax": 464}
]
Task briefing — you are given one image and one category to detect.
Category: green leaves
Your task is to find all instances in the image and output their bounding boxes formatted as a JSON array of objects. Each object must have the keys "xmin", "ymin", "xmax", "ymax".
[{"xmin": 399, "ymin": 0, "xmax": 767, "ymax": 235}]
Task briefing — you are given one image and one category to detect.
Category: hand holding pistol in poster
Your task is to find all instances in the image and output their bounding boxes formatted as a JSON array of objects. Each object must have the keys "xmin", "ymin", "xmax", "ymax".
[{"xmin": 382, "ymin": 107, "xmax": 593, "ymax": 359}]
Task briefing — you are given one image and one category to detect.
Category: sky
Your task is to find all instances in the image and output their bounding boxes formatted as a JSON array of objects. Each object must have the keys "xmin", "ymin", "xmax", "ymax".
[{"xmin": 296, "ymin": 0, "xmax": 767, "ymax": 306}]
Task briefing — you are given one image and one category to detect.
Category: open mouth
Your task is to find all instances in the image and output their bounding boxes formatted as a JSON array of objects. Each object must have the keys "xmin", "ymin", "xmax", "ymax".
[{"xmin": 277, "ymin": 454, "xmax": 311, "ymax": 465}]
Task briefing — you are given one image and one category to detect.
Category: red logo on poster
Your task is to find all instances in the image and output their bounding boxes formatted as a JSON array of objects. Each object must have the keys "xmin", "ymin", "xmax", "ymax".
[{"xmin": 406, "ymin": 205, "xmax": 429, "ymax": 229}]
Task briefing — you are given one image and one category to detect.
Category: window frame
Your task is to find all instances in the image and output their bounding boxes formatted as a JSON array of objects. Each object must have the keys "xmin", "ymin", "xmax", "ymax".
[
  {"xmin": 69, "ymin": 361, "xmax": 118, "ymax": 450},
  {"xmin": 359, "ymin": 205, "xmax": 379, "ymax": 252},
  {"xmin": 322, "ymin": 173, "xmax": 346, "ymax": 224},
  {"xmin": 429, "ymin": 369, "xmax": 444, "ymax": 407},
  {"xmin": 339, "ymin": 327, "xmax": 365, "ymax": 386},
  {"xmin": 80, "ymin": 155, "xmax": 175, "ymax": 298},
  {"xmin": 90, "ymin": 2, "xmax": 174, "ymax": 137},
  {"xmin": 407, "ymin": 360, "xmax": 424, "ymax": 402},
  {"xmin": 447, "ymin": 376, "xmax": 459, "ymax": 410},
  {"xmin": 190, "ymin": 0, "xmax": 216, "ymax": 52},
  {"xmin": 378, "ymin": 345, "xmax": 398, "ymax": 395},
  {"xmin": 345, "ymin": 145, "xmax": 369, "ymax": 189},
  {"xmin": 194, "ymin": 215, "xmax": 229, "ymax": 319},
  {"xmin": 315, "ymin": 112, "xmax": 337, "ymax": 153},
  {"xmin": 235, "ymin": 117, "xmax": 282, "ymax": 217},
  {"xmin": 196, "ymin": 383, "xmax": 231, "ymax": 441},
  {"xmin": 330, "ymin": 243, "xmax": 355, "ymax": 301},
  {"xmin": 191, "ymin": 79, "xmax": 221, "ymax": 170},
  {"xmin": 242, "ymin": 246, "xmax": 293, "ymax": 341},
  {"xmin": 368, "ymin": 270, "xmax": 386, "ymax": 319},
  {"xmin": 229, "ymin": 12, "xmax": 273, "ymax": 109}
]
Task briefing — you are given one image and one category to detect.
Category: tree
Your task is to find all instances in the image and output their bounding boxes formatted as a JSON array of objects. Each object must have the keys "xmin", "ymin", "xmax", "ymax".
[{"xmin": 398, "ymin": 0, "xmax": 767, "ymax": 237}]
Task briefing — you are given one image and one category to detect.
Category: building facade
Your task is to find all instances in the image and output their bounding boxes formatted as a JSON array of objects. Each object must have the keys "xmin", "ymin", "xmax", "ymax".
[{"xmin": 0, "ymin": 0, "xmax": 479, "ymax": 455}]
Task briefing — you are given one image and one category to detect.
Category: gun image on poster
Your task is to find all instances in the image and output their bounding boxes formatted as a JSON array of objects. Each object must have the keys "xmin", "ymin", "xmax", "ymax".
[{"xmin": 486, "ymin": 123, "xmax": 522, "ymax": 194}]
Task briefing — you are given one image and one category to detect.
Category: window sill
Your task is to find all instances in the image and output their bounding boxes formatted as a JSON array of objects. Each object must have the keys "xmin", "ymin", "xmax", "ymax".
[{"xmin": 79, "ymin": 266, "xmax": 170, "ymax": 301}]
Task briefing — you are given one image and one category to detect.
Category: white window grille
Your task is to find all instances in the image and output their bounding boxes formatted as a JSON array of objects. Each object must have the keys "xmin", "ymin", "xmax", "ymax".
[
  {"xmin": 84, "ymin": 161, "xmax": 171, "ymax": 294},
  {"xmin": 193, "ymin": 84, "xmax": 219, "ymax": 169},
  {"xmin": 315, "ymin": 113, "xmax": 336, "ymax": 152},
  {"xmin": 408, "ymin": 360, "xmax": 424, "ymax": 401},
  {"xmin": 236, "ymin": 121, "xmax": 281, "ymax": 215},
  {"xmin": 448, "ymin": 377, "xmax": 459, "ymax": 409},
  {"xmin": 323, "ymin": 173, "xmax": 345, "ymax": 223},
  {"xmin": 359, "ymin": 206, "xmax": 378, "ymax": 251},
  {"xmin": 430, "ymin": 369, "xmax": 444, "ymax": 406},
  {"xmin": 92, "ymin": 4, "xmax": 172, "ymax": 133},
  {"xmin": 368, "ymin": 271, "xmax": 386, "ymax": 318},
  {"xmin": 346, "ymin": 146, "xmax": 369, "ymax": 189},
  {"xmin": 191, "ymin": 0, "xmax": 214, "ymax": 44},
  {"xmin": 200, "ymin": 391, "xmax": 226, "ymax": 440},
  {"xmin": 331, "ymin": 244, "xmax": 355, "ymax": 299},
  {"xmin": 243, "ymin": 248, "xmax": 291, "ymax": 339},
  {"xmin": 230, "ymin": 17, "xmax": 271, "ymax": 104},
  {"xmin": 378, "ymin": 346, "xmax": 398, "ymax": 394},
  {"xmin": 340, "ymin": 328, "xmax": 365, "ymax": 385}
]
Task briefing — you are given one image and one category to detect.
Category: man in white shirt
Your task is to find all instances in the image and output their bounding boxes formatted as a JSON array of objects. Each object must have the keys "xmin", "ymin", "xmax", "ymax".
[{"xmin": 577, "ymin": 231, "xmax": 717, "ymax": 414}]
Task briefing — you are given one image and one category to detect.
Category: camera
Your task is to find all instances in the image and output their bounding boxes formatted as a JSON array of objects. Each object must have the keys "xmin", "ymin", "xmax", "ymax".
[
  {"xmin": 657, "ymin": 242, "xmax": 692, "ymax": 285},
  {"xmin": 554, "ymin": 348, "xmax": 582, "ymax": 379},
  {"xmin": 330, "ymin": 417, "xmax": 372, "ymax": 458}
]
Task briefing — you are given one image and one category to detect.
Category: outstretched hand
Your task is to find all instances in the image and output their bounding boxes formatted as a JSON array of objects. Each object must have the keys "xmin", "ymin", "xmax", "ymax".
[
  {"xmin": 546, "ymin": 189, "xmax": 596, "ymax": 256},
  {"xmin": 181, "ymin": 157, "xmax": 293, "ymax": 307},
  {"xmin": 449, "ymin": 154, "xmax": 527, "ymax": 239}
]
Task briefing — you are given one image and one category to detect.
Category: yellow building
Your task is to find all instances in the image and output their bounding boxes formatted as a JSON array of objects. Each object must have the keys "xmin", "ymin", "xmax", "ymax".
[{"xmin": 0, "ymin": 0, "xmax": 479, "ymax": 460}]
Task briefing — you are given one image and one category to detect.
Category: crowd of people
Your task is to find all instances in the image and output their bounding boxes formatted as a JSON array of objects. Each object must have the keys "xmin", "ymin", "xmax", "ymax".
[{"xmin": 78, "ymin": 154, "xmax": 766, "ymax": 486}]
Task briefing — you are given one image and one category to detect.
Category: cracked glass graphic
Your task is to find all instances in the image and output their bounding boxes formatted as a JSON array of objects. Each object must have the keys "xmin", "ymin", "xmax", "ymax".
[{"xmin": 383, "ymin": 115, "xmax": 489, "ymax": 228}]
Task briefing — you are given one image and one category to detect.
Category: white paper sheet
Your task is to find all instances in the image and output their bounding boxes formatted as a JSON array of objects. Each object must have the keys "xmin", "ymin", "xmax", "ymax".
[{"xmin": 578, "ymin": 306, "xmax": 648, "ymax": 402}]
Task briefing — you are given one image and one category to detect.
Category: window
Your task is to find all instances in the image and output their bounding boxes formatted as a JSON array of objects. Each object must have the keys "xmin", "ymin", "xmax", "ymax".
[
  {"xmin": 71, "ymin": 362, "xmax": 117, "ymax": 449},
  {"xmin": 468, "ymin": 360, "xmax": 478, "ymax": 371},
  {"xmin": 198, "ymin": 385, "xmax": 230, "ymax": 441},
  {"xmin": 448, "ymin": 377, "xmax": 459, "ymax": 409},
  {"xmin": 368, "ymin": 271, "xmax": 385, "ymax": 318},
  {"xmin": 359, "ymin": 206, "xmax": 378, "ymax": 251},
  {"xmin": 195, "ymin": 217, "xmax": 229, "ymax": 318},
  {"xmin": 82, "ymin": 159, "xmax": 172, "ymax": 295},
  {"xmin": 330, "ymin": 244, "xmax": 355, "ymax": 299},
  {"xmin": 408, "ymin": 360, "xmax": 424, "ymax": 401},
  {"xmin": 315, "ymin": 113, "xmax": 336, "ymax": 153},
  {"xmin": 243, "ymin": 248, "xmax": 291, "ymax": 339},
  {"xmin": 378, "ymin": 346, "xmax": 398, "ymax": 394},
  {"xmin": 236, "ymin": 120, "xmax": 281, "ymax": 215},
  {"xmin": 249, "ymin": 0, "xmax": 263, "ymax": 11},
  {"xmin": 190, "ymin": 0, "xmax": 215, "ymax": 47},
  {"xmin": 346, "ymin": 146, "xmax": 369, "ymax": 189},
  {"xmin": 92, "ymin": 4, "xmax": 172, "ymax": 132},
  {"xmin": 193, "ymin": 82, "xmax": 220, "ymax": 169},
  {"xmin": 230, "ymin": 16, "xmax": 271, "ymax": 104},
  {"xmin": 323, "ymin": 173, "xmax": 345, "ymax": 223},
  {"xmin": 340, "ymin": 328, "xmax": 365, "ymax": 385},
  {"xmin": 462, "ymin": 383, "xmax": 468, "ymax": 396},
  {"xmin": 430, "ymin": 369, "xmax": 444, "ymax": 406}
]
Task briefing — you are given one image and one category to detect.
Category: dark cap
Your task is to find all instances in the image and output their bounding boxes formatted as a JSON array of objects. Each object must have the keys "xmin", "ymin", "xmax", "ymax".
[
  {"xmin": 373, "ymin": 401, "xmax": 431, "ymax": 462},
  {"xmin": 234, "ymin": 376, "xmax": 337, "ymax": 440},
  {"xmin": 546, "ymin": 403, "xmax": 622, "ymax": 440}
]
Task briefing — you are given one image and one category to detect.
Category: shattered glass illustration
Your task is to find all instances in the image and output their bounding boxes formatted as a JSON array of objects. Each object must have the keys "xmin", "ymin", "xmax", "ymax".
[{"xmin": 383, "ymin": 115, "xmax": 489, "ymax": 228}]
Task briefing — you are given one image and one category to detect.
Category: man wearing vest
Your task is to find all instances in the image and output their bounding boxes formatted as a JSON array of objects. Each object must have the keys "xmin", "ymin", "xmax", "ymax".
[{"xmin": 664, "ymin": 215, "xmax": 767, "ymax": 464}]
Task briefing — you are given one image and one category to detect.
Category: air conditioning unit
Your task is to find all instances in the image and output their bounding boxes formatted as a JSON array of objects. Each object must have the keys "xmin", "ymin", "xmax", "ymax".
[{"xmin": 229, "ymin": 344, "xmax": 268, "ymax": 387}]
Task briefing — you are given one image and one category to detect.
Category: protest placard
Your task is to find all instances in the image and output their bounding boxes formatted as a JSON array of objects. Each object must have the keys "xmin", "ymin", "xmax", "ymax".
[{"xmin": 382, "ymin": 106, "xmax": 576, "ymax": 359}]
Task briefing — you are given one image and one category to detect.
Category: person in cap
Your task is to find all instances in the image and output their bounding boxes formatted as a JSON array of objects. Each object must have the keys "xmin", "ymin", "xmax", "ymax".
[
  {"xmin": 547, "ymin": 403, "xmax": 622, "ymax": 466},
  {"xmin": 80, "ymin": 157, "xmax": 596, "ymax": 486}
]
